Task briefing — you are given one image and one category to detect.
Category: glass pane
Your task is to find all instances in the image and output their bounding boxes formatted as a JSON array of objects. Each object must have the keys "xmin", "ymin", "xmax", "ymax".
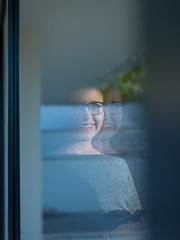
[
  {"xmin": 2, "ymin": 5, "xmax": 8, "ymax": 240},
  {"xmin": 20, "ymin": 0, "xmax": 151, "ymax": 239}
]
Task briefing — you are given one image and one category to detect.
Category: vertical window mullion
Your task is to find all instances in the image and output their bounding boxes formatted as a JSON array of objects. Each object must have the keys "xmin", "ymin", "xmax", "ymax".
[
  {"xmin": 0, "ymin": 1, "xmax": 6, "ymax": 240},
  {"xmin": 8, "ymin": 0, "xmax": 20, "ymax": 240}
]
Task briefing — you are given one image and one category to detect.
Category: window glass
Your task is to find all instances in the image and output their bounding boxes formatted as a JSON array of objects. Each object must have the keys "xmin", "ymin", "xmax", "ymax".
[{"xmin": 20, "ymin": 0, "xmax": 150, "ymax": 239}]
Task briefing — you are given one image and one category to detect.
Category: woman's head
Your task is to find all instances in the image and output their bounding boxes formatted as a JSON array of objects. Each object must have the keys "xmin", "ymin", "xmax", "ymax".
[{"xmin": 71, "ymin": 87, "xmax": 104, "ymax": 141}]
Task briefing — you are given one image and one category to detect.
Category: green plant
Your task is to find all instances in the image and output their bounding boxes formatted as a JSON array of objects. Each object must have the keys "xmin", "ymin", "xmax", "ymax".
[
  {"xmin": 118, "ymin": 60, "xmax": 146, "ymax": 102},
  {"xmin": 101, "ymin": 49, "xmax": 146, "ymax": 102}
]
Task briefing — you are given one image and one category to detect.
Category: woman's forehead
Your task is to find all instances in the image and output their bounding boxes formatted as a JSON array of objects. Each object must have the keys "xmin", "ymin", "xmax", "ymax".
[{"xmin": 72, "ymin": 87, "xmax": 103, "ymax": 104}]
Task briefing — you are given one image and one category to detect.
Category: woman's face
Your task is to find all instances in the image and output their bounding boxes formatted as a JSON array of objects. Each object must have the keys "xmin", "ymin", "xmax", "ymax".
[{"xmin": 71, "ymin": 88, "xmax": 104, "ymax": 141}]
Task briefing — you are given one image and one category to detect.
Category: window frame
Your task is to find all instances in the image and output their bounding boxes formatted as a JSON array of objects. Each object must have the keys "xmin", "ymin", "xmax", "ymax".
[
  {"xmin": 0, "ymin": 0, "xmax": 6, "ymax": 239},
  {"xmin": 7, "ymin": 0, "xmax": 20, "ymax": 240}
]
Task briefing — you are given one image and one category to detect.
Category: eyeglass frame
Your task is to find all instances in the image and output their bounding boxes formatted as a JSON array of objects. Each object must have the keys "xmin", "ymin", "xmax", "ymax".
[{"xmin": 74, "ymin": 101, "xmax": 122, "ymax": 116}]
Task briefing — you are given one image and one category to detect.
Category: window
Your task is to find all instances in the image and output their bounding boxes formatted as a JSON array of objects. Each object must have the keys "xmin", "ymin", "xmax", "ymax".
[{"xmin": 2, "ymin": 1, "xmax": 166, "ymax": 240}]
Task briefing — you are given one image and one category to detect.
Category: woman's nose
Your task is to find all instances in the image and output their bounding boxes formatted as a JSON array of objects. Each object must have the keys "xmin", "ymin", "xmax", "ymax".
[{"xmin": 81, "ymin": 106, "xmax": 93, "ymax": 121}]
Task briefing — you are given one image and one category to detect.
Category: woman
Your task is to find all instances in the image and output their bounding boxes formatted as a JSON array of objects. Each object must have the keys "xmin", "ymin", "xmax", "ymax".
[{"xmin": 48, "ymin": 87, "xmax": 142, "ymax": 235}]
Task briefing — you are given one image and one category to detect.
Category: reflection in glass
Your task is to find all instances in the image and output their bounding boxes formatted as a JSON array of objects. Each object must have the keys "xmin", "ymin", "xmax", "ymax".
[
  {"xmin": 41, "ymin": 87, "xmax": 149, "ymax": 239},
  {"xmin": 20, "ymin": 0, "xmax": 150, "ymax": 239}
]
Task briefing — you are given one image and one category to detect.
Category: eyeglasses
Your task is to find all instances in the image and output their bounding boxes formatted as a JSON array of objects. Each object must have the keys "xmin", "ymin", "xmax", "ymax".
[
  {"xmin": 75, "ymin": 102, "xmax": 104, "ymax": 115},
  {"xmin": 88, "ymin": 102, "xmax": 104, "ymax": 115},
  {"xmin": 74, "ymin": 102, "xmax": 122, "ymax": 116}
]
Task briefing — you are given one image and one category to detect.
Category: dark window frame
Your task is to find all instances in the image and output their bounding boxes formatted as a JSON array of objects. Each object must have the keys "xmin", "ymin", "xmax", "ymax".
[
  {"xmin": 0, "ymin": 0, "xmax": 6, "ymax": 240},
  {"xmin": 7, "ymin": 0, "xmax": 20, "ymax": 240}
]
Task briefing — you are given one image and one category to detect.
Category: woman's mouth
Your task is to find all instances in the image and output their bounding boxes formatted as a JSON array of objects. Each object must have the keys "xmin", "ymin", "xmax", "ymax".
[{"xmin": 78, "ymin": 123, "xmax": 95, "ymax": 131}]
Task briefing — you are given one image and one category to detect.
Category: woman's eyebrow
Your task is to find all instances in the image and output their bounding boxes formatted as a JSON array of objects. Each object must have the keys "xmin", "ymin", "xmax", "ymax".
[
  {"xmin": 111, "ymin": 101, "xmax": 122, "ymax": 104},
  {"xmin": 89, "ymin": 101, "xmax": 103, "ymax": 104}
]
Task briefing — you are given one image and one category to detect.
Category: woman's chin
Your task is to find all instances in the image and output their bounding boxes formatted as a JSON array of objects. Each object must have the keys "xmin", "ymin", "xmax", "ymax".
[{"xmin": 76, "ymin": 131, "xmax": 97, "ymax": 141}]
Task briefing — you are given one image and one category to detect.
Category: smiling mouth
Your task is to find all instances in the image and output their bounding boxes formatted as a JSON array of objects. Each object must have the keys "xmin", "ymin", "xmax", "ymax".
[
  {"xmin": 78, "ymin": 123, "xmax": 95, "ymax": 131},
  {"xmin": 81, "ymin": 124, "xmax": 94, "ymax": 127}
]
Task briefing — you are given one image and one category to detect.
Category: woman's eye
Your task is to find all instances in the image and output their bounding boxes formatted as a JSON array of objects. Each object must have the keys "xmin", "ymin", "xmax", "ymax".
[
  {"xmin": 91, "ymin": 104, "xmax": 99, "ymax": 110},
  {"xmin": 89, "ymin": 103, "xmax": 103, "ymax": 114},
  {"xmin": 96, "ymin": 104, "xmax": 101, "ymax": 108},
  {"xmin": 96, "ymin": 104, "xmax": 103, "ymax": 109}
]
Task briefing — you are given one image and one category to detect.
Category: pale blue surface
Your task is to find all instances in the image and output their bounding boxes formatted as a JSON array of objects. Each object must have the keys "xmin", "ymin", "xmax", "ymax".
[{"xmin": 42, "ymin": 154, "xmax": 141, "ymax": 213}]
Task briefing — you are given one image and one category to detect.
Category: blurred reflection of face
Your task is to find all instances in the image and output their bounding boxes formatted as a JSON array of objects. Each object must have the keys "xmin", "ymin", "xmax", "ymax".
[
  {"xmin": 71, "ymin": 88, "xmax": 104, "ymax": 141},
  {"xmin": 101, "ymin": 102, "xmax": 122, "ymax": 139},
  {"xmin": 99, "ymin": 88, "xmax": 122, "ymax": 141}
]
